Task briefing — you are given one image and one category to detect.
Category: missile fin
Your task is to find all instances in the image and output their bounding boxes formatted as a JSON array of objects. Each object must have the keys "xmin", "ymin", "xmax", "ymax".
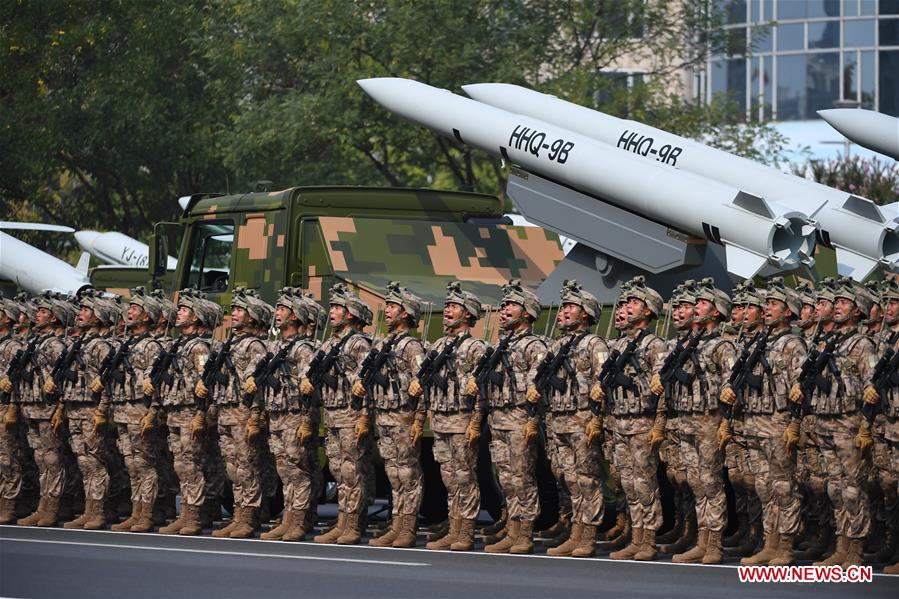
[
  {"xmin": 76, "ymin": 252, "xmax": 91, "ymax": 275},
  {"xmin": 0, "ymin": 222, "xmax": 75, "ymax": 233},
  {"xmin": 841, "ymin": 195, "xmax": 885, "ymax": 223},
  {"xmin": 834, "ymin": 247, "xmax": 879, "ymax": 281},
  {"xmin": 880, "ymin": 201, "xmax": 899, "ymax": 220},
  {"xmin": 731, "ymin": 191, "xmax": 774, "ymax": 218},
  {"xmin": 723, "ymin": 243, "xmax": 769, "ymax": 279}
]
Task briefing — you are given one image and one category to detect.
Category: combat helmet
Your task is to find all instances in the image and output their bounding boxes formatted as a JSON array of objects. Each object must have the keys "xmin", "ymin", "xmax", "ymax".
[
  {"xmin": 444, "ymin": 281, "xmax": 482, "ymax": 321},
  {"xmin": 560, "ymin": 279, "xmax": 601, "ymax": 323},
  {"xmin": 623, "ymin": 276, "xmax": 664, "ymax": 318},
  {"xmin": 329, "ymin": 283, "xmax": 373, "ymax": 326},
  {"xmin": 834, "ymin": 277, "xmax": 868, "ymax": 321},
  {"xmin": 765, "ymin": 277, "xmax": 801, "ymax": 318},
  {"xmin": 128, "ymin": 286, "xmax": 162, "ymax": 325},
  {"xmin": 177, "ymin": 288, "xmax": 215, "ymax": 327},
  {"xmin": 276, "ymin": 287, "xmax": 310, "ymax": 324},
  {"xmin": 78, "ymin": 289, "xmax": 116, "ymax": 327},
  {"xmin": 302, "ymin": 292, "xmax": 327, "ymax": 331},
  {"xmin": 385, "ymin": 281, "xmax": 423, "ymax": 326},
  {"xmin": 693, "ymin": 277, "xmax": 731, "ymax": 321},
  {"xmin": 501, "ymin": 278, "xmax": 541, "ymax": 320},
  {"xmin": 0, "ymin": 294, "xmax": 20, "ymax": 324}
]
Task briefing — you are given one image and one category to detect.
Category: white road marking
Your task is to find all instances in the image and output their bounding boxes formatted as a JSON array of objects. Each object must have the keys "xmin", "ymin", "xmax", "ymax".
[{"xmin": 1, "ymin": 537, "xmax": 429, "ymax": 567}]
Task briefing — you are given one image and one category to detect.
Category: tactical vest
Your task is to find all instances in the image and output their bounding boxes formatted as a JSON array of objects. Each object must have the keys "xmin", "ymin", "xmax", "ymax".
[
  {"xmin": 810, "ymin": 332, "xmax": 869, "ymax": 415},
  {"xmin": 670, "ymin": 335, "xmax": 733, "ymax": 414},
  {"xmin": 609, "ymin": 329, "xmax": 663, "ymax": 417},
  {"xmin": 430, "ymin": 334, "xmax": 486, "ymax": 413},
  {"xmin": 320, "ymin": 331, "xmax": 371, "ymax": 410},
  {"xmin": 163, "ymin": 335, "xmax": 210, "ymax": 408},
  {"xmin": 743, "ymin": 332, "xmax": 801, "ymax": 415},
  {"xmin": 69, "ymin": 334, "xmax": 113, "ymax": 404},
  {"xmin": 549, "ymin": 333, "xmax": 607, "ymax": 413},
  {"xmin": 372, "ymin": 334, "xmax": 424, "ymax": 412},
  {"xmin": 219, "ymin": 333, "xmax": 267, "ymax": 407},
  {"xmin": 486, "ymin": 332, "xmax": 546, "ymax": 410},
  {"xmin": 265, "ymin": 337, "xmax": 318, "ymax": 413},
  {"xmin": 26, "ymin": 334, "xmax": 66, "ymax": 404}
]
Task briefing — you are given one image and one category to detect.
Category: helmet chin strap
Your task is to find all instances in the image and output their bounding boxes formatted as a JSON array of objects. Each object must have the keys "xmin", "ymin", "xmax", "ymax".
[{"xmin": 501, "ymin": 315, "xmax": 522, "ymax": 331}]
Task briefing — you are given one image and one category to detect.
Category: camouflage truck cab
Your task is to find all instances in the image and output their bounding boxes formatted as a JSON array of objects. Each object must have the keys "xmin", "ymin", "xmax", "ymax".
[{"xmin": 151, "ymin": 186, "xmax": 564, "ymax": 340}]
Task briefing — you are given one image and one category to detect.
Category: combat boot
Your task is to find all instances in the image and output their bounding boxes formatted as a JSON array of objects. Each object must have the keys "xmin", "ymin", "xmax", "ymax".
[
  {"xmin": 230, "ymin": 507, "xmax": 256, "ymax": 538},
  {"xmin": 201, "ymin": 497, "xmax": 221, "ymax": 530},
  {"xmin": 723, "ymin": 512, "xmax": 748, "ymax": 547},
  {"xmin": 212, "ymin": 508, "xmax": 242, "ymax": 538},
  {"xmin": 262, "ymin": 511, "xmax": 291, "ymax": 540},
  {"xmin": 600, "ymin": 511, "xmax": 627, "ymax": 541},
  {"xmin": 814, "ymin": 534, "xmax": 849, "ymax": 566},
  {"xmin": 36, "ymin": 497, "xmax": 61, "ymax": 527},
  {"xmin": 479, "ymin": 508, "xmax": 506, "ymax": 537},
  {"xmin": 370, "ymin": 516, "xmax": 400, "ymax": 547},
  {"xmin": 64, "ymin": 500, "xmax": 95, "ymax": 530},
  {"xmin": 130, "ymin": 502, "xmax": 155, "ymax": 533},
  {"xmin": 83, "ymin": 499, "xmax": 107, "ymax": 530},
  {"xmin": 603, "ymin": 514, "xmax": 632, "ymax": 550},
  {"xmin": 336, "ymin": 512, "xmax": 362, "ymax": 545},
  {"xmin": 767, "ymin": 534, "xmax": 795, "ymax": 566},
  {"xmin": 633, "ymin": 528, "xmax": 657, "ymax": 561},
  {"xmin": 841, "ymin": 538, "xmax": 864, "ymax": 567},
  {"xmin": 510, "ymin": 520, "xmax": 534, "ymax": 554},
  {"xmin": 18, "ymin": 497, "xmax": 46, "ymax": 527},
  {"xmin": 610, "ymin": 527, "xmax": 644, "ymax": 560},
  {"xmin": 571, "ymin": 524, "xmax": 598, "ymax": 558},
  {"xmin": 426, "ymin": 519, "xmax": 449, "ymax": 542},
  {"xmin": 727, "ymin": 521, "xmax": 761, "ymax": 557},
  {"xmin": 485, "ymin": 518, "xmax": 520, "ymax": 554},
  {"xmin": 872, "ymin": 526, "xmax": 896, "ymax": 563},
  {"xmin": 0, "ymin": 497, "xmax": 16, "ymax": 524},
  {"xmin": 392, "ymin": 514, "xmax": 418, "ymax": 548},
  {"xmin": 884, "ymin": 560, "xmax": 899, "ymax": 574},
  {"xmin": 314, "ymin": 511, "xmax": 346, "ymax": 544},
  {"xmin": 158, "ymin": 507, "xmax": 188, "ymax": 534},
  {"xmin": 660, "ymin": 512, "xmax": 696, "ymax": 554},
  {"xmin": 672, "ymin": 528, "xmax": 709, "ymax": 564},
  {"xmin": 111, "ymin": 502, "xmax": 142, "ymax": 532},
  {"xmin": 657, "ymin": 510, "xmax": 684, "ymax": 545},
  {"xmin": 179, "ymin": 504, "xmax": 203, "ymax": 536},
  {"xmin": 282, "ymin": 510, "xmax": 307, "ymax": 542},
  {"xmin": 542, "ymin": 523, "xmax": 571, "ymax": 549},
  {"xmin": 797, "ymin": 520, "xmax": 833, "ymax": 560},
  {"xmin": 450, "ymin": 518, "xmax": 477, "ymax": 551},
  {"xmin": 426, "ymin": 517, "xmax": 460, "ymax": 550},
  {"xmin": 538, "ymin": 514, "xmax": 569, "ymax": 539},
  {"xmin": 548, "ymin": 522, "xmax": 583, "ymax": 557},
  {"xmin": 702, "ymin": 530, "xmax": 724, "ymax": 564},
  {"xmin": 741, "ymin": 532, "xmax": 779, "ymax": 566}
]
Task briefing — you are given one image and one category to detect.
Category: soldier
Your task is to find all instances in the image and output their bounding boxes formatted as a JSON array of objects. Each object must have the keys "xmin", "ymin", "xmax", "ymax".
[
  {"xmin": 722, "ymin": 283, "xmax": 764, "ymax": 557},
  {"xmin": 145, "ymin": 289, "xmax": 214, "ymax": 535},
  {"xmin": 201, "ymin": 288, "xmax": 268, "ymax": 539},
  {"xmin": 530, "ymin": 280, "xmax": 608, "ymax": 558},
  {"xmin": 104, "ymin": 287, "xmax": 164, "ymax": 533},
  {"xmin": 656, "ymin": 282, "xmax": 698, "ymax": 556},
  {"xmin": 247, "ymin": 288, "xmax": 320, "ymax": 542},
  {"xmin": 472, "ymin": 279, "xmax": 546, "ymax": 554},
  {"xmin": 0, "ymin": 296, "xmax": 26, "ymax": 523},
  {"xmin": 305, "ymin": 283, "xmax": 373, "ymax": 545},
  {"xmin": 720, "ymin": 277, "xmax": 806, "ymax": 566},
  {"xmin": 790, "ymin": 277, "xmax": 875, "ymax": 567},
  {"xmin": 414, "ymin": 282, "xmax": 486, "ymax": 551},
  {"xmin": 865, "ymin": 279, "xmax": 899, "ymax": 573},
  {"xmin": 357, "ymin": 282, "xmax": 427, "ymax": 548},
  {"xmin": 655, "ymin": 277, "xmax": 735, "ymax": 565},
  {"xmin": 44, "ymin": 290, "xmax": 115, "ymax": 530},
  {"xmin": 592, "ymin": 276, "xmax": 666, "ymax": 562}
]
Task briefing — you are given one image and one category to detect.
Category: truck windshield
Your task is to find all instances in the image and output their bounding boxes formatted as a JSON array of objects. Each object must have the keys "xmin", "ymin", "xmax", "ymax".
[{"xmin": 185, "ymin": 220, "xmax": 234, "ymax": 292}]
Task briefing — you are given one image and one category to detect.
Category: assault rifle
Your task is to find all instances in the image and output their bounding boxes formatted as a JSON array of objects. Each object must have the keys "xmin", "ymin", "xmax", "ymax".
[
  {"xmin": 533, "ymin": 332, "xmax": 582, "ymax": 404},
  {"xmin": 413, "ymin": 337, "xmax": 461, "ymax": 411},
  {"xmin": 472, "ymin": 333, "xmax": 513, "ymax": 406},
  {"xmin": 1, "ymin": 337, "xmax": 39, "ymax": 404},
  {"xmin": 44, "ymin": 336, "xmax": 85, "ymax": 404},
  {"xmin": 93, "ymin": 336, "xmax": 135, "ymax": 402},
  {"xmin": 145, "ymin": 336, "xmax": 185, "ymax": 407},
  {"xmin": 596, "ymin": 330, "xmax": 647, "ymax": 410},
  {"xmin": 867, "ymin": 332, "xmax": 899, "ymax": 421},
  {"xmin": 243, "ymin": 336, "xmax": 301, "ymax": 408},
  {"xmin": 791, "ymin": 332, "xmax": 840, "ymax": 419},
  {"xmin": 723, "ymin": 328, "xmax": 771, "ymax": 421}
]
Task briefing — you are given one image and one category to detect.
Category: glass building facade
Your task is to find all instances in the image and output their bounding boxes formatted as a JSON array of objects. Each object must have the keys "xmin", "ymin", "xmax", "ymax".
[{"xmin": 707, "ymin": 0, "xmax": 899, "ymax": 120}]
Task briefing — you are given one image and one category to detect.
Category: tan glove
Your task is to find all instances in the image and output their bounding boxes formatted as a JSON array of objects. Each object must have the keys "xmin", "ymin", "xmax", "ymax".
[
  {"xmin": 855, "ymin": 421, "xmax": 873, "ymax": 457},
  {"xmin": 140, "ymin": 407, "xmax": 157, "ymax": 438},
  {"xmin": 586, "ymin": 415, "xmax": 603, "ymax": 445},
  {"xmin": 408, "ymin": 378, "xmax": 423, "ymax": 398},
  {"xmin": 351, "ymin": 380, "xmax": 366, "ymax": 398},
  {"xmin": 465, "ymin": 416, "xmax": 481, "ymax": 447},
  {"xmin": 4, "ymin": 405, "xmax": 18, "ymax": 429},
  {"xmin": 92, "ymin": 408, "xmax": 108, "ymax": 432},
  {"xmin": 50, "ymin": 404, "xmax": 65, "ymax": 433},
  {"xmin": 523, "ymin": 416, "xmax": 540, "ymax": 446},
  {"xmin": 717, "ymin": 419, "xmax": 733, "ymax": 450},
  {"xmin": 300, "ymin": 378, "xmax": 314, "ymax": 396},
  {"xmin": 43, "ymin": 378, "xmax": 58, "ymax": 396},
  {"xmin": 244, "ymin": 376, "xmax": 257, "ymax": 396},
  {"xmin": 526, "ymin": 385, "xmax": 541, "ymax": 404},
  {"xmin": 0, "ymin": 376, "xmax": 13, "ymax": 394},
  {"xmin": 89, "ymin": 377, "xmax": 104, "ymax": 394},
  {"xmin": 789, "ymin": 383, "xmax": 804, "ymax": 404},
  {"xmin": 649, "ymin": 423, "xmax": 666, "ymax": 451},
  {"xmin": 142, "ymin": 378, "xmax": 155, "ymax": 397},
  {"xmin": 355, "ymin": 412, "xmax": 370, "ymax": 446},
  {"xmin": 590, "ymin": 382, "xmax": 605, "ymax": 403},
  {"xmin": 649, "ymin": 373, "xmax": 664, "ymax": 397},
  {"xmin": 411, "ymin": 418, "xmax": 424, "ymax": 446},
  {"xmin": 719, "ymin": 386, "xmax": 737, "ymax": 406},
  {"xmin": 246, "ymin": 411, "xmax": 262, "ymax": 442},
  {"xmin": 194, "ymin": 379, "xmax": 208, "ymax": 399},
  {"xmin": 863, "ymin": 385, "xmax": 880, "ymax": 405},
  {"xmin": 297, "ymin": 418, "xmax": 314, "ymax": 444},
  {"xmin": 190, "ymin": 410, "xmax": 206, "ymax": 441},
  {"xmin": 463, "ymin": 378, "xmax": 478, "ymax": 398},
  {"xmin": 783, "ymin": 419, "xmax": 801, "ymax": 451}
]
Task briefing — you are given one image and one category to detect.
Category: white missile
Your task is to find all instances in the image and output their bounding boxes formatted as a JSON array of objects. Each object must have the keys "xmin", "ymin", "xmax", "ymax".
[
  {"xmin": 359, "ymin": 77, "xmax": 816, "ymax": 280},
  {"xmin": 818, "ymin": 108, "xmax": 899, "ymax": 161},
  {"xmin": 0, "ymin": 231, "xmax": 91, "ymax": 295},
  {"xmin": 463, "ymin": 83, "xmax": 899, "ymax": 280},
  {"xmin": 75, "ymin": 230, "xmax": 177, "ymax": 269}
]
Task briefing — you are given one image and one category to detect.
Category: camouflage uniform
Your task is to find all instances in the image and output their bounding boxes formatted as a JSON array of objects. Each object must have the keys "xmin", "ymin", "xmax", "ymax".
[{"xmin": 0, "ymin": 306, "xmax": 25, "ymax": 520}]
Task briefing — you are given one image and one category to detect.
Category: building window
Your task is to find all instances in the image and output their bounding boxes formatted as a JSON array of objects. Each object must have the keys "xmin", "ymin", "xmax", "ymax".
[
  {"xmin": 778, "ymin": 23, "xmax": 805, "ymax": 51},
  {"xmin": 881, "ymin": 50, "xmax": 899, "ymax": 115},
  {"xmin": 844, "ymin": 19, "xmax": 876, "ymax": 46},
  {"xmin": 809, "ymin": 21, "xmax": 841, "ymax": 48},
  {"xmin": 807, "ymin": 52, "xmax": 840, "ymax": 115},
  {"xmin": 777, "ymin": 54, "xmax": 807, "ymax": 119},
  {"xmin": 880, "ymin": 18, "xmax": 899, "ymax": 45}
]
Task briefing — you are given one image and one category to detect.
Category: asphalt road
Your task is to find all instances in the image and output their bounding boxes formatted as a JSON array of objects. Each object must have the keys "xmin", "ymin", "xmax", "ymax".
[{"xmin": 1, "ymin": 525, "xmax": 896, "ymax": 599}]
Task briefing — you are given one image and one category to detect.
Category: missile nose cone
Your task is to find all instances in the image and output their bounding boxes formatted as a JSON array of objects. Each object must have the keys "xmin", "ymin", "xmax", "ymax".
[{"xmin": 74, "ymin": 230, "xmax": 100, "ymax": 252}]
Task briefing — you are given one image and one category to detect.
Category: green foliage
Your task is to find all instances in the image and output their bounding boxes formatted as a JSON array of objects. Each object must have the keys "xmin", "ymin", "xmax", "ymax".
[
  {"xmin": 2, "ymin": 0, "xmax": 787, "ymax": 257},
  {"xmin": 792, "ymin": 156, "xmax": 899, "ymax": 205}
]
